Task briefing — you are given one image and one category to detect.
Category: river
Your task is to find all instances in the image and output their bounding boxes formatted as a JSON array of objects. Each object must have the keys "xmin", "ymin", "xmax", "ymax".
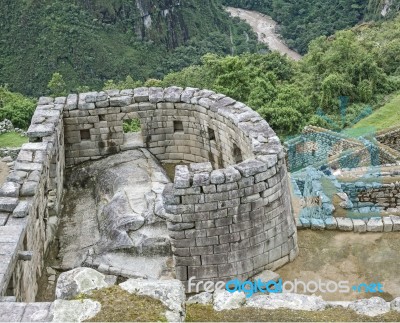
[{"xmin": 225, "ymin": 7, "xmax": 302, "ymax": 61}]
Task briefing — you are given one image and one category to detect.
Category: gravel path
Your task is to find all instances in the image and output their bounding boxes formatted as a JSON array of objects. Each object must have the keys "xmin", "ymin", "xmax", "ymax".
[{"xmin": 226, "ymin": 7, "xmax": 302, "ymax": 61}]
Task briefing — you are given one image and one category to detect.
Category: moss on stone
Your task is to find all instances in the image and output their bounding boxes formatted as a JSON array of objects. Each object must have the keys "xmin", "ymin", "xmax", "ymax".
[
  {"xmin": 186, "ymin": 304, "xmax": 400, "ymax": 322},
  {"xmin": 81, "ymin": 286, "xmax": 167, "ymax": 322}
]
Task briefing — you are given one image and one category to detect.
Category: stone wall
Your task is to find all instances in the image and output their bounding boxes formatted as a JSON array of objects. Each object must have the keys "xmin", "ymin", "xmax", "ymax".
[
  {"xmin": 0, "ymin": 87, "xmax": 297, "ymax": 300},
  {"xmin": 62, "ymin": 88, "xmax": 256, "ymax": 168},
  {"xmin": 0, "ymin": 97, "xmax": 64, "ymax": 302},
  {"xmin": 376, "ymin": 127, "xmax": 400, "ymax": 152},
  {"xmin": 286, "ymin": 126, "xmax": 400, "ymax": 172},
  {"xmin": 61, "ymin": 86, "xmax": 297, "ymax": 288}
]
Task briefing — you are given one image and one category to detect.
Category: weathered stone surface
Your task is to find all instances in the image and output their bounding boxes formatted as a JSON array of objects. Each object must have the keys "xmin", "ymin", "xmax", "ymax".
[
  {"xmin": 391, "ymin": 215, "xmax": 400, "ymax": 231},
  {"xmin": 192, "ymin": 172, "xmax": 210, "ymax": 187},
  {"xmin": 391, "ymin": 297, "xmax": 400, "ymax": 313},
  {"xmin": 175, "ymin": 165, "xmax": 191, "ymax": 189},
  {"xmin": 149, "ymin": 87, "xmax": 164, "ymax": 103},
  {"xmin": 164, "ymin": 87, "xmax": 183, "ymax": 103},
  {"xmin": 336, "ymin": 192, "xmax": 353, "ymax": 209},
  {"xmin": 38, "ymin": 97, "xmax": 54, "ymax": 105},
  {"xmin": 0, "ymin": 302, "xmax": 26, "ymax": 322},
  {"xmin": 20, "ymin": 182, "xmax": 37, "ymax": 197},
  {"xmin": 65, "ymin": 94, "xmax": 78, "ymax": 110},
  {"xmin": 324, "ymin": 217, "xmax": 337, "ymax": 230},
  {"xmin": 0, "ymin": 197, "xmax": 18, "ymax": 212},
  {"xmin": 110, "ymin": 96, "xmax": 132, "ymax": 107},
  {"xmin": 134, "ymin": 88, "xmax": 149, "ymax": 102},
  {"xmin": 246, "ymin": 293, "xmax": 328, "ymax": 311},
  {"xmin": 367, "ymin": 218, "xmax": 384, "ymax": 232},
  {"xmin": 100, "ymin": 191, "xmax": 145, "ymax": 250},
  {"xmin": 190, "ymin": 162, "xmax": 212, "ymax": 173},
  {"xmin": 235, "ymin": 160, "xmax": 268, "ymax": 177},
  {"xmin": 348, "ymin": 297, "xmax": 390, "ymax": 317},
  {"xmin": 27, "ymin": 124, "xmax": 55, "ymax": 138},
  {"xmin": 213, "ymin": 290, "xmax": 246, "ymax": 311},
  {"xmin": 56, "ymin": 267, "xmax": 113, "ymax": 300},
  {"xmin": 120, "ymin": 279, "xmax": 186, "ymax": 322},
  {"xmin": 383, "ymin": 217, "xmax": 393, "ymax": 232},
  {"xmin": 224, "ymin": 166, "xmax": 241, "ymax": 183},
  {"xmin": 253, "ymin": 270, "xmax": 280, "ymax": 283},
  {"xmin": 336, "ymin": 218, "xmax": 353, "ymax": 231},
  {"xmin": 186, "ymin": 292, "xmax": 213, "ymax": 305},
  {"xmin": 21, "ymin": 302, "xmax": 53, "ymax": 322},
  {"xmin": 0, "ymin": 182, "xmax": 20, "ymax": 198},
  {"xmin": 210, "ymin": 170, "xmax": 225, "ymax": 185},
  {"xmin": 353, "ymin": 219, "xmax": 367, "ymax": 233},
  {"xmin": 311, "ymin": 218, "xmax": 325, "ymax": 230},
  {"xmin": 58, "ymin": 150, "xmax": 171, "ymax": 276},
  {"xmin": 52, "ymin": 299, "xmax": 101, "ymax": 322}
]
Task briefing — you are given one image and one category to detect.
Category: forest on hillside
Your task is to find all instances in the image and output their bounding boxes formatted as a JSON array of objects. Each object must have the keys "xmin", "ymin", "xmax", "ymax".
[
  {"xmin": 0, "ymin": 0, "xmax": 262, "ymax": 96},
  {"xmin": 222, "ymin": 0, "xmax": 400, "ymax": 54},
  {"xmin": 1, "ymin": 0, "xmax": 400, "ymax": 138}
]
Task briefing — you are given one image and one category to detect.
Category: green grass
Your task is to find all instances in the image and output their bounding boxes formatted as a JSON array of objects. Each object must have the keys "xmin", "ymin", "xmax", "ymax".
[
  {"xmin": 0, "ymin": 132, "xmax": 28, "ymax": 148},
  {"xmin": 186, "ymin": 304, "xmax": 400, "ymax": 322},
  {"xmin": 350, "ymin": 92, "xmax": 400, "ymax": 132},
  {"xmin": 81, "ymin": 286, "xmax": 167, "ymax": 322}
]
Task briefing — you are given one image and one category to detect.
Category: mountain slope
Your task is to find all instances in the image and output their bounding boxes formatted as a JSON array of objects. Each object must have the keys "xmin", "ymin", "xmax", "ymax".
[
  {"xmin": 0, "ymin": 0, "xmax": 260, "ymax": 96},
  {"xmin": 221, "ymin": 0, "xmax": 389, "ymax": 54}
]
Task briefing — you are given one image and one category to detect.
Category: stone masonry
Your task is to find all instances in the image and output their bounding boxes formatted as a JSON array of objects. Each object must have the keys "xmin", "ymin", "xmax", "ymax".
[{"xmin": 0, "ymin": 87, "xmax": 298, "ymax": 301}]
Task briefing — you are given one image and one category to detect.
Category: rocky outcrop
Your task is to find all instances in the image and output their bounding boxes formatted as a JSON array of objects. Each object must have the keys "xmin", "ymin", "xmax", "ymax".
[
  {"xmin": 52, "ymin": 299, "xmax": 101, "ymax": 322},
  {"xmin": 246, "ymin": 293, "xmax": 328, "ymax": 311},
  {"xmin": 213, "ymin": 290, "xmax": 246, "ymax": 311},
  {"xmin": 55, "ymin": 267, "xmax": 116, "ymax": 300},
  {"xmin": 58, "ymin": 149, "xmax": 172, "ymax": 277},
  {"xmin": 120, "ymin": 278, "xmax": 186, "ymax": 322},
  {"xmin": 349, "ymin": 297, "xmax": 390, "ymax": 317}
]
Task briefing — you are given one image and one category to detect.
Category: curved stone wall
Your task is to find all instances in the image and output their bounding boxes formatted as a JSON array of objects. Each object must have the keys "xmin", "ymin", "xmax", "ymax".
[
  {"xmin": 61, "ymin": 86, "xmax": 298, "ymax": 287},
  {"xmin": 0, "ymin": 87, "xmax": 298, "ymax": 301}
]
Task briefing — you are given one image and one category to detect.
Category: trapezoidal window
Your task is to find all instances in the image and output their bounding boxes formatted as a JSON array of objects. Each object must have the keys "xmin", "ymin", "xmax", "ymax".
[
  {"xmin": 123, "ymin": 118, "xmax": 141, "ymax": 133},
  {"xmin": 233, "ymin": 144, "xmax": 243, "ymax": 163},
  {"xmin": 208, "ymin": 127, "xmax": 216, "ymax": 141},
  {"xmin": 174, "ymin": 121, "xmax": 184, "ymax": 133},
  {"xmin": 80, "ymin": 130, "xmax": 91, "ymax": 141}
]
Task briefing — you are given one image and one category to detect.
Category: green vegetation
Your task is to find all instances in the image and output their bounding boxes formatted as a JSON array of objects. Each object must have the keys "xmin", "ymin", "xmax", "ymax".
[
  {"xmin": 351, "ymin": 92, "xmax": 400, "ymax": 131},
  {"xmin": 0, "ymin": 0, "xmax": 262, "ymax": 96},
  {"xmin": 222, "ymin": 0, "xmax": 368, "ymax": 54},
  {"xmin": 186, "ymin": 304, "xmax": 400, "ymax": 322},
  {"xmin": 48, "ymin": 72, "xmax": 67, "ymax": 97},
  {"xmin": 153, "ymin": 15, "xmax": 400, "ymax": 137},
  {"xmin": 123, "ymin": 118, "xmax": 141, "ymax": 133},
  {"xmin": 222, "ymin": 0, "xmax": 400, "ymax": 55},
  {"xmin": 82, "ymin": 286, "xmax": 167, "ymax": 322},
  {"xmin": 0, "ymin": 132, "xmax": 28, "ymax": 148},
  {"xmin": 0, "ymin": 86, "xmax": 36, "ymax": 129}
]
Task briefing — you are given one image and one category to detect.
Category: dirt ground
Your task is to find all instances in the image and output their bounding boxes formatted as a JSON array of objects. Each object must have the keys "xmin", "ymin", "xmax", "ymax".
[
  {"xmin": 225, "ymin": 7, "xmax": 302, "ymax": 61},
  {"xmin": 277, "ymin": 230, "xmax": 400, "ymax": 301}
]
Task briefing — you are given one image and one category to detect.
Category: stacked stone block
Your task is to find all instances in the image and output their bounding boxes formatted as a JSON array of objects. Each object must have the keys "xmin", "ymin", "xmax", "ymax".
[
  {"xmin": 164, "ymin": 158, "xmax": 297, "ymax": 289},
  {"xmin": 63, "ymin": 87, "xmax": 257, "ymax": 168},
  {"xmin": 0, "ymin": 97, "xmax": 64, "ymax": 301}
]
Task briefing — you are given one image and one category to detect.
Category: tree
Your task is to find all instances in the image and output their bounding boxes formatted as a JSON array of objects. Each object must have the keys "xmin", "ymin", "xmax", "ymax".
[{"xmin": 47, "ymin": 72, "xmax": 67, "ymax": 97}]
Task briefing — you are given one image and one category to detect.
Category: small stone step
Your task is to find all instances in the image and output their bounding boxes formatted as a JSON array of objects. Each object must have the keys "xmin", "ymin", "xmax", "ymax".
[{"xmin": 120, "ymin": 133, "xmax": 144, "ymax": 151}]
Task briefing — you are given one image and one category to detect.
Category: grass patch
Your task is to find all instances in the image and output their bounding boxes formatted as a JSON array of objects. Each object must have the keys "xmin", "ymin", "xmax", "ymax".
[
  {"xmin": 81, "ymin": 286, "xmax": 167, "ymax": 322},
  {"xmin": 0, "ymin": 132, "xmax": 28, "ymax": 148},
  {"xmin": 186, "ymin": 304, "xmax": 400, "ymax": 322},
  {"xmin": 123, "ymin": 118, "xmax": 141, "ymax": 133},
  {"xmin": 350, "ymin": 93, "xmax": 400, "ymax": 132}
]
